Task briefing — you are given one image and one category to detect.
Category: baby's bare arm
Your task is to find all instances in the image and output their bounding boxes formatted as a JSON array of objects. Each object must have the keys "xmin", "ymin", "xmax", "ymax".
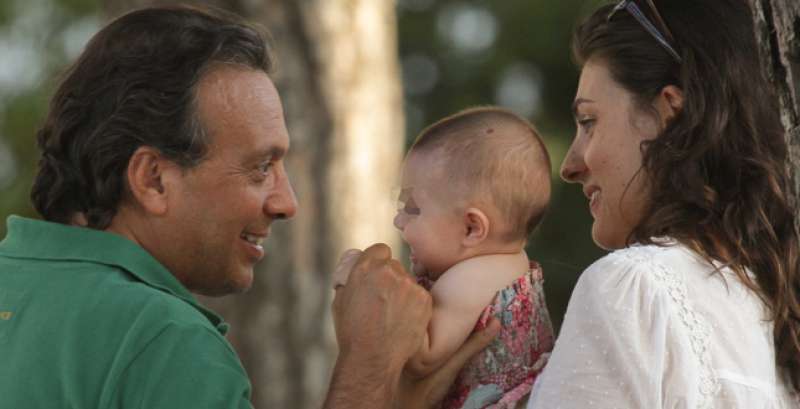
[{"xmin": 405, "ymin": 264, "xmax": 502, "ymax": 377}]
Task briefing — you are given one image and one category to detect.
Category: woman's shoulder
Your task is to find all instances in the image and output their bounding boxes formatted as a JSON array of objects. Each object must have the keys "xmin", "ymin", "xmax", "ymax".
[
  {"xmin": 577, "ymin": 239, "xmax": 694, "ymax": 293},
  {"xmin": 590, "ymin": 237, "xmax": 691, "ymax": 269},
  {"xmin": 565, "ymin": 239, "xmax": 717, "ymax": 327}
]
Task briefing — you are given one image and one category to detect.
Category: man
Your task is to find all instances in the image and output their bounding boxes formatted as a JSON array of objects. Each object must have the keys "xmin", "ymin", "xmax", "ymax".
[{"xmin": 0, "ymin": 5, "xmax": 495, "ymax": 408}]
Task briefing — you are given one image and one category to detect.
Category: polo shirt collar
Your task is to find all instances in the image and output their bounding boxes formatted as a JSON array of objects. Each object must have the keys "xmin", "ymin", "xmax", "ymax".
[{"xmin": 0, "ymin": 215, "xmax": 229, "ymax": 334}]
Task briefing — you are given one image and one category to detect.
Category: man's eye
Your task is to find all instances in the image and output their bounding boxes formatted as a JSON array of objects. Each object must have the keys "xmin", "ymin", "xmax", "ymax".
[{"xmin": 258, "ymin": 162, "xmax": 274, "ymax": 173}]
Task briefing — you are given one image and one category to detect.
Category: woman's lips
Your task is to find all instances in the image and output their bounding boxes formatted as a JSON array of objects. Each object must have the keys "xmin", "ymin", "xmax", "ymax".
[{"xmin": 589, "ymin": 190, "xmax": 600, "ymax": 217}]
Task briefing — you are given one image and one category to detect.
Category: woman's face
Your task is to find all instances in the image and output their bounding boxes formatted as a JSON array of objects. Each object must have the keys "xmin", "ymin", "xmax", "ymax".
[{"xmin": 561, "ymin": 60, "xmax": 661, "ymax": 250}]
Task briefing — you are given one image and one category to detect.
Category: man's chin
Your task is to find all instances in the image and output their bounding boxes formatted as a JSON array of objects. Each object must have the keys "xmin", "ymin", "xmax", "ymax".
[
  {"xmin": 191, "ymin": 272, "xmax": 254, "ymax": 297},
  {"xmin": 224, "ymin": 274, "xmax": 255, "ymax": 295}
]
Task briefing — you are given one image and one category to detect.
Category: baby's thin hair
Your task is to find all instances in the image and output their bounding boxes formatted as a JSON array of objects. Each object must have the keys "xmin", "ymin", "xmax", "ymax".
[{"xmin": 411, "ymin": 106, "xmax": 552, "ymax": 241}]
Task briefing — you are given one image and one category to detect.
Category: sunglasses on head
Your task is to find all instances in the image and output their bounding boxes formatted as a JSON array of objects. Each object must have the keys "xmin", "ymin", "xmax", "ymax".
[{"xmin": 607, "ymin": 0, "xmax": 682, "ymax": 63}]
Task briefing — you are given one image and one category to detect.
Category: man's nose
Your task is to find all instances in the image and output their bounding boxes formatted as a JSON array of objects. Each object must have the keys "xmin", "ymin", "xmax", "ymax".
[{"xmin": 265, "ymin": 172, "xmax": 298, "ymax": 220}]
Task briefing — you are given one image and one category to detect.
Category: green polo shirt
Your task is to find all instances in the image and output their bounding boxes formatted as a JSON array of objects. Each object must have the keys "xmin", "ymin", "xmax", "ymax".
[{"xmin": 0, "ymin": 216, "xmax": 253, "ymax": 409}]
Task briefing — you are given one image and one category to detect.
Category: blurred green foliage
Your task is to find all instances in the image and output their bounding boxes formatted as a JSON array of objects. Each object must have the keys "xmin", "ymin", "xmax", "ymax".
[
  {"xmin": 0, "ymin": 0, "xmax": 607, "ymax": 329},
  {"xmin": 61, "ymin": 0, "xmax": 99, "ymax": 15},
  {"xmin": 0, "ymin": 2, "xmax": 11, "ymax": 27}
]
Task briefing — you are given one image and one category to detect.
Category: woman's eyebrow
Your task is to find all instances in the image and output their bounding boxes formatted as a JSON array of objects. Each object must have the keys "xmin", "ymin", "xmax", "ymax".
[{"xmin": 572, "ymin": 98, "xmax": 595, "ymax": 117}]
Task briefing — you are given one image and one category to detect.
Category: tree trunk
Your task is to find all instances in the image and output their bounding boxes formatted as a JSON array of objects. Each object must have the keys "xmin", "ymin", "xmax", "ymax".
[
  {"xmin": 749, "ymin": 0, "xmax": 800, "ymax": 230},
  {"xmin": 104, "ymin": 1, "xmax": 405, "ymax": 408}
]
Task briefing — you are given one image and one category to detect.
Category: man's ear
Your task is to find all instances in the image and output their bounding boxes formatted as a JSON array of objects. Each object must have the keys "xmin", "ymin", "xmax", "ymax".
[
  {"xmin": 656, "ymin": 85, "xmax": 684, "ymax": 126},
  {"xmin": 462, "ymin": 207, "xmax": 490, "ymax": 247},
  {"xmin": 126, "ymin": 146, "xmax": 176, "ymax": 216}
]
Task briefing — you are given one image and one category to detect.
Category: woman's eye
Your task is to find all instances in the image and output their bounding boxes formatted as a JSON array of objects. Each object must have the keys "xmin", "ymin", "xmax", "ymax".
[{"xmin": 577, "ymin": 118, "xmax": 596, "ymax": 132}]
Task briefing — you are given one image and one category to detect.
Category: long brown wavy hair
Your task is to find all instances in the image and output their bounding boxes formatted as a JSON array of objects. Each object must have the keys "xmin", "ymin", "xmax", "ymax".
[{"xmin": 573, "ymin": 0, "xmax": 800, "ymax": 390}]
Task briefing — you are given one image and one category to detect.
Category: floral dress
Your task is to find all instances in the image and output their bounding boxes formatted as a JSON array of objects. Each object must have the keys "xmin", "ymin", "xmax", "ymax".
[{"xmin": 417, "ymin": 262, "xmax": 554, "ymax": 409}]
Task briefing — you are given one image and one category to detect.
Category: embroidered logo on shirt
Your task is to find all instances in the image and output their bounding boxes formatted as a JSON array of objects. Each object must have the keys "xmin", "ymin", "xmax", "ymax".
[{"xmin": 0, "ymin": 289, "xmax": 25, "ymax": 328}]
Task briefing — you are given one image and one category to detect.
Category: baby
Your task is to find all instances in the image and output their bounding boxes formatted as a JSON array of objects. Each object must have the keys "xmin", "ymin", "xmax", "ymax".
[{"xmin": 337, "ymin": 107, "xmax": 554, "ymax": 408}]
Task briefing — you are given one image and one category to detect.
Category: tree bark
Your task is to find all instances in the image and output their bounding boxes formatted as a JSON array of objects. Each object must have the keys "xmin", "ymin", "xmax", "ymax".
[
  {"xmin": 749, "ymin": 0, "xmax": 800, "ymax": 230},
  {"xmin": 104, "ymin": 1, "xmax": 405, "ymax": 408}
]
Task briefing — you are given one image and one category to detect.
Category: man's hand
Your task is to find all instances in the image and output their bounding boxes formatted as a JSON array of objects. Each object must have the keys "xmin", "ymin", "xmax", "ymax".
[
  {"xmin": 325, "ymin": 243, "xmax": 433, "ymax": 409},
  {"xmin": 396, "ymin": 318, "xmax": 501, "ymax": 409}
]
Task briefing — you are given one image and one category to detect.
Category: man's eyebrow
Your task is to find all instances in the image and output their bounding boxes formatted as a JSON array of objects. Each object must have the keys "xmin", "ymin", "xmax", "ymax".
[
  {"xmin": 246, "ymin": 146, "xmax": 287, "ymax": 162},
  {"xmin": 571, "ymin": 98, "xmax": 595, "ymax": 117}
]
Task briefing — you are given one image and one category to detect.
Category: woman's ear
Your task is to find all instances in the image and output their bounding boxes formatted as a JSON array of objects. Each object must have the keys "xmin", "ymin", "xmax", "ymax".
[
  {"xmin": 462, "ymin": 207, "xmax": 490, "ymax": 247},
  {"xmin": 657, "ymin": 85, "xmax": 684, "ymax": 125},
  {"xmin": 126, "ymin": 146, "xmax": 175, "ymax": 216}
]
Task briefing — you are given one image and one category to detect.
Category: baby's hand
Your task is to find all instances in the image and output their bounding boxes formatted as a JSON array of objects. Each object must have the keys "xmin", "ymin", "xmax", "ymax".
[{"xmin": 333, "ymin": 249, "xmax": 362, "ymax": 290}]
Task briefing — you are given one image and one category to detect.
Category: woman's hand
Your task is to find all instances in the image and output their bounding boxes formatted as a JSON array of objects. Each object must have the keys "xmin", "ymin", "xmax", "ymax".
[{"xmin": 395, "ymin": 318, "xmax": 501, "ymax": 409}]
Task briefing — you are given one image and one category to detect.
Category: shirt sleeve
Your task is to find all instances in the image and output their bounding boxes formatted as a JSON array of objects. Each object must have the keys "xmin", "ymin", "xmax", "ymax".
[
  {"xmin": 110, "ymin": 321, "xmax": 254, "ymax": 409},
  {"xmin": 527, "ymin": 250, "xmax": 688, "ymax": 409}
]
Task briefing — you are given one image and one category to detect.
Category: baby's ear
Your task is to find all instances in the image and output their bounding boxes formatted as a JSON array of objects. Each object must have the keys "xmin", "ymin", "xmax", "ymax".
[{"xmin": 462, "ymin": 207, "xmax": 490, "ymax": 247}]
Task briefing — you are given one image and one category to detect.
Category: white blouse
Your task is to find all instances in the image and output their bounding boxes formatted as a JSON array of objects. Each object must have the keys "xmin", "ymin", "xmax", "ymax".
[{"xmin": 527, "ymin": 241, "xmax": 799, "ymax": 409}]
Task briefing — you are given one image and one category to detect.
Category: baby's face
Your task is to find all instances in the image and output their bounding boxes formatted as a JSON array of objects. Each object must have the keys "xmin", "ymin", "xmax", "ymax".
[{"xmin": 393, "ymin": 153, "xmax": 464, "ymax": 279}]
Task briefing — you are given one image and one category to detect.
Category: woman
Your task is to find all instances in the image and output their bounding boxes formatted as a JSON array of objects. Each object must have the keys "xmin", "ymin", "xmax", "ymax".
[{"xmin": 526, "ymin": 0, "xmax": 799, "ymax": 407}]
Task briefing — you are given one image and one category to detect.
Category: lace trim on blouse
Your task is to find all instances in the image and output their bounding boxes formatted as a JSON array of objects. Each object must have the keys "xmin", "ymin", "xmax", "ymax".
[{"xmin": 611, "ymin": 245, "xmax": 721, "ymax": 409}]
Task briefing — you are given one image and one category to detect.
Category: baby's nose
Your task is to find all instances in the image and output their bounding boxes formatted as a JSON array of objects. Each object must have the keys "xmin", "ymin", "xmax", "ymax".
[{"xmin": 393, "ymin": 212, "xmax": 405, "ymax": 230}]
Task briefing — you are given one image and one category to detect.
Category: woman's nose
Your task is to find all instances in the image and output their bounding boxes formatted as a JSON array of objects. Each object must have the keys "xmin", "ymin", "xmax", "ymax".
[{"xmin": 560, "ymin": 141, "xmax": 586, "ymax": 183}]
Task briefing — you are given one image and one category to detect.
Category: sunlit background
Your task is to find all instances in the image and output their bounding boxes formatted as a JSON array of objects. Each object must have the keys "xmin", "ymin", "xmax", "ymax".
[{"xmin": 0, "ymin": 0, "xmax": 607, "ymax": 406}]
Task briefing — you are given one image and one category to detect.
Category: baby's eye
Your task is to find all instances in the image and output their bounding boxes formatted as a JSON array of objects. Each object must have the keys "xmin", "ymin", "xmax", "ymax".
[
  {"xmin": 396, "ymin": 198, "xmax": 420, "ymax": 216},
  {"xmin": 394, "ymin": 187, "xmax": 420, "ymax": 215},
  {"xmin": 403, "ymin": 203, "xmax": 421, "ymax": 216}
]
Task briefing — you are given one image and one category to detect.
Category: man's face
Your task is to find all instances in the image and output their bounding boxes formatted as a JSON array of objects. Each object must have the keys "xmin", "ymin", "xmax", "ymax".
[{"xmin": 164, "ymin": 66, "xmax": 297, "ymax": 296}]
